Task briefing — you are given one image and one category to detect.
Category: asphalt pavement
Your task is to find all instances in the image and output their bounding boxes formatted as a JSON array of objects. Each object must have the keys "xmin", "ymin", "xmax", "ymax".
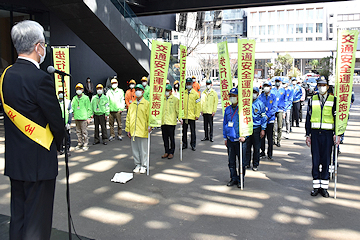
[{"xmin": 0, "ymin": 85, "xmax": 359, "ymax": 240}]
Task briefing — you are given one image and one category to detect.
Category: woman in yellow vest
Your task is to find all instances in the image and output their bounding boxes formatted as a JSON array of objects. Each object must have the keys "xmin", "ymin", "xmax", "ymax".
[{"xmin": 305, "ymin": 76, "xmax": 340, "ymax": 198}]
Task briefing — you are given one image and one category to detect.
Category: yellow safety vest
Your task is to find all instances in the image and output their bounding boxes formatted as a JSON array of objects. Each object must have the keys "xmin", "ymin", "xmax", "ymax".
[
  {"xmin": 310, "ymin": 94, "xmax": 334, "ymax": 130},
  {"xmin": 0, "ymin": 66, "xmax": 54, "ymax": 150}
]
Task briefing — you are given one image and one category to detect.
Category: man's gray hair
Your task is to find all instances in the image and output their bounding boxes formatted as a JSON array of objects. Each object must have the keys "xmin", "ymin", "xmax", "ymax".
[{"xmin": 11, "ymin": 20, "xmax": 45, "ymax": 55}]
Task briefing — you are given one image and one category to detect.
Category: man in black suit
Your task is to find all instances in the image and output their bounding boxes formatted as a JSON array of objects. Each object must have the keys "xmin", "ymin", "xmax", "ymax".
[{"xmin": 1, "ymin": 20, "xmax": 64, "ymax": 239}]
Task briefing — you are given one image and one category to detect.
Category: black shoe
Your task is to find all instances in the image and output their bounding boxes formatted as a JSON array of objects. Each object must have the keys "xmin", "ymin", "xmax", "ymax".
[
  {"xmin": 296, "ymin": 125, "xmax": 300, "ymax": 127},
  {"xmin": 268, "ymin": 156, "xmax": 273, "ymax": 161},
  {"xmin": 237, "ymin": 180, "xmax": 244, "ymax": 188},
  {"xmin": 201, "ymin": 138, "xmax": 209, "ymax": 141},
  {"xmin": 227, "ymin": 180, "xmax": 238, "ymax": 186},
  {"xmin": 252, "ymin": 167, "xmax": 258, "ymax": 171},
  {"xmin": 320, "ymin": 188, "xmax": 329, "ymax": 198},
  {"xmin": 103, "ymin": 142, "xmax": 107, "ymax": 145},
  {"xmin": 276, "ymin": 143, "xmax": 281, "ymax": 147},
  {"xmin": 59, "ymin": 150, "xmax": 65, "ymax": 155},
  {"xmin": 260, "ymin": 152, "xmax": 265, "ymax": 158},
  {"xmin": 182, "ymin": 145, "xmax": 187, "ymax": 149},
  {"xmin": 93, "ymin": 142, "xmax": 100, "ymax": 145},
  {"xmin": 245, "ymin": 165, "xmax": 251, "ymax": 169},
  {"xmin": 340, "ymin": 140, "xmax": 343, "ymax": 144},
  {"xmin": 210, "ymin": 139, "xmax": 214, "ymax": 142},
  {"xmin": 311, "ymin": 188, "xmax": 320, "ymax": 196},
  {"xmin": 67, "ymin": 152, "xmax": 71, "ymax": 157},
  {"xmin": 191, "ymin": 147, "xmax": 196, "ymax": 151}
]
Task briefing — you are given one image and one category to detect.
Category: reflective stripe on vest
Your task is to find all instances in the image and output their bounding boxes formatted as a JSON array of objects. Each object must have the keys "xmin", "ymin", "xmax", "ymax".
[
  {"xmin": 0, "ymin": 65, "xmax": 54, "ymax": 150},
  {"xmin": 310, "ymin": 94, "xmax": 334, "ymax": 130}
]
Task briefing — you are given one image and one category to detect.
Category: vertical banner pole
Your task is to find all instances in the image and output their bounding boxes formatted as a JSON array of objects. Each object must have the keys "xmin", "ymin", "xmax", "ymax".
[
  {"xmin": 240, "ymin": 141, "xmax": 243, "ymax": 190},
  {"xmin": 147, "ymin": 132, "xmax": 150, "ymax": 176},
  {"xmin": 179, "ymin": 45, "xmax": 187, "ymax": 161},
  {"xmin": 180, "ymin": 124, "xmax": 183, "ymax": 161},
  {"xmin": 334, "ymin": 145, "xmax": 338, "ymax": 199}
]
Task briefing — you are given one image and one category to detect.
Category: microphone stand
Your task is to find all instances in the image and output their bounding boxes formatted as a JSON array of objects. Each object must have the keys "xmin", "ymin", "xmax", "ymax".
[{"xmin": 61, "ymin": 74, "xmax": 72, "ymax": 240}]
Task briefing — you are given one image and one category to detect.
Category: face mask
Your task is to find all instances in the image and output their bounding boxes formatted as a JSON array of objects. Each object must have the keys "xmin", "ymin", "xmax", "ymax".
[
  {"xmin": 135, "ymin": 90, "xmax": 143, "ymax": 97},
  {"xmin": 318, "ymin": 86, "xmax": 327, "ymax": 95},
  {"xmin": 112, "ymin": 84, "xmax": 118, "ymax": 89},
  {"xmin": 206, "ymin": 85, "xmax": 211, "ymax": 89},
  {"xmin": 129, "ymin": 84, "xmax": 135, "ymax": 89},
  {"xmin": 142, "ymin": 82, "xmax": 147, "ymax": 87},
  {"xmin": 186, "ymin": 85, "xmax": 192, "ymax": 90},
  {"xmin": 36, "ymin": 44, "xmax": 46, "ymax": 65},
  {"xmin": 275, "ymin": 82, "xmax": 281, "ymax": 87},
  {"xmin": 292, "ymin": 81, "xmax": 297, "ymax": 85},
  {"xmin": 264, "ymin": 87, "xmax": 270, "ymax": 93},
  {"xmin": 76, "ymin": 90, "xmax": 82, "ymax": 95},
  {"xmin": 193, "ymin": 79, "xmax": 196, "ymax": 83},
  {"xmin": 165, "ymin": 91, "xmax": 170, "ymax": 97},
  {"xmin": 174, "ymin": 84, "xmax": 179, "ymax": 88},
  {"xmin": 97, "ymin": 89, "xmax": 103, "ymax": 95},
  {"xmin": 253, "ymin": 93, "xmax": 258, "ymax": 100},
  {"xmin": 58, "ymin": 93, "xmax": 64, "ymax": 99},
  {"xmin": 230, "ymin": 97, "xmax": 238, "ymax": 104}
]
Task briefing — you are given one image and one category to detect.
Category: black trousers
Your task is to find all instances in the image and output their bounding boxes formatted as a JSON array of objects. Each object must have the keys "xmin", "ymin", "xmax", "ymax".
[
  {"xmin": 182, "ymin": 119, "xmax": 196, "ymax": 148},
  {"xmin": 94, "ymin": 114, "xmax": 108, "ymax": 143},
  {"xmin": 10, "ymin": 178, "xmax": 56, "ymax": 240},
  {"xmin": 227, "ymin": 140, "xmax": 246, "ymax": 182},
  {"xmin": 292, "ymin": 101, "xmax": 300, "ymax": 126},
  {"xmin": 203, "ymin": 114, "xmax": 213, "ymax": 140},
  {"xmin": 245, "ymin": 127, "xmax": 261, "ymax": 168},
  {"xmin": 261, "ymin": 123, "xmax": 274, "ymax": 158},
  {"xmin": 299, "ymin": 101, "xmax": 304, "ymax": 121},
  {"xmin": 311, "ymin": 130, "xmax": 333, "ymax": 180},
  {"xmin": 161, "ymin": 125, "xmax": 176, "ymax": 154}
]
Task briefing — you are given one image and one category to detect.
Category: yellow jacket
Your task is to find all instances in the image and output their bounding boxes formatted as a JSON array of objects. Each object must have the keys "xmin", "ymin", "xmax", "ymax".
[
  {"xmin": 201, "ymin": 88, "xmax": 219, "ymax": 114},
  {"xmin": 162, "ymin": 94, "xmax": 179, "ymax": 125},
  {"xmin": 184, "ymin": 89, "xmax": 201, "ymax": 120},
  {"xmin": 125, "ymin": 97, "xmax": 149, "ymax": 138}
]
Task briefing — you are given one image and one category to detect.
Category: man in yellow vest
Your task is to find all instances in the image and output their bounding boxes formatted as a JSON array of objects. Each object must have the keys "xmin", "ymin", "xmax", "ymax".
[
  {"xmin": 91, "ymin": 84, "xmax": 110, "ymax": 145},
  {"xmin": 125, "ymin": 84, "xmax": 152, "ymax": 174},
  {"xmin": 201, "ymin": 79, "xmax": 218, "ymax": 142},
  {"xmin": 58, "ymin": 88, "xmax": 72, "ymax": 156},
  {"xmin": 161, "ymin": 84, "xmax": 179, "ymax": 159},
  {"xmin": 182, "ymin": 77, "xmax": 201, "ymax": 151},
  {"xmin": 305, "ymin": 76, "xmax": 340, "ymax": 198},
  {"xmin": 107, "ymin": 78, "xmax": 125, "ymax": 141},
  {"xmin": 72, "ymin": 83, "xmax": 92, "ymax": 150}
]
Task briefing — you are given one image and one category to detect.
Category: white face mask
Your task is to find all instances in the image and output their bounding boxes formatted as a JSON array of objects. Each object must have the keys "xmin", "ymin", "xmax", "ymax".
[
  {"xmin": 275, "ymin": 82, "xmax": 281, "ymax": 87},
  {"xmin": 112, "ymin": 84, "xmax": 118, "ymax": 89},
  {"xmin": 318, "ymin": 86, "xmax": 327, "ymax": 95},
  {"xmin": 230, "ymin": 97, "xmax": 238, "ymax": 104},
  {"xmin": 36, "ymin": 43, "xmax": 46, "ymax": 65},
  {"xmin": 129, "ymin": 84, "xmax": 135, "ymax": 89},
  {"xmin": 76, "ymin": 90, "xmax": 83, "ymax": 95},
  {"xmin": 165, "ymin": 91, "xmax": 170, "ymax": 97},
  {"xmin": 206, "ymin": 85, "xmax": 211, "ymax": 89},
  {"xmin": 174, "ymin": 84, "xmax": 179, "ymax": 88},
  {"xmin": 253, "ymin": 93, "xmax": 258, "ymax": 100},
  {"xmin": 142, "ymin": 82, "xmax": 147, "ymax": 87},
  {"xmin": 264, "ymin": 87, "xmax": 270, "ymax": 93},
  {"xmin": 193, "ymin": 79, "xmax": 196, "ymax": 83},
  {"xmin": 186, "ymin": 85, "xmax": 192, "ymax": 90},
  {"xmin": 58, "ymin": 93, "xmax": 64, "ymax": 99},
  {"xmin": 97, "ymin": 89, "xmax": 103, "ymax": 95},
  {"xmin": 292, "ymin": 81, "xmax": 297, "ymax": 85},
  {"xmin": 135, "ymin": 90, "xmax": 143, "ymax": 97}
]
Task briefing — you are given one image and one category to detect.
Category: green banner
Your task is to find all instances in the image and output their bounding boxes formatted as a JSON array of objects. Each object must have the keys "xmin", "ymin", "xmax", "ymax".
[
  {"xmin": 179, "ymin": 45, "xmax": 187, "ymax": 119},
  {"xmin": 148, "ymin": 40, "xmax": 172, "ymax": 127},
  {"xmin": 217, "ymin": 41, "xmax": 233, "ymax": 116},
  {"xmin": 238, "ymin": 39, "xmax": 256, "ymax": 137},
  {"xmin": 335, "ymin": 30, "xmax": 359, "ymax": 136}
]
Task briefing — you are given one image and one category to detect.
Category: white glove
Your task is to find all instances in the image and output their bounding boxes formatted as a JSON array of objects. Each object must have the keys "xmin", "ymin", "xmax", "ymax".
[{"xmin": 65, "ymin": 124, "xmax": 70, "ymax": 130}]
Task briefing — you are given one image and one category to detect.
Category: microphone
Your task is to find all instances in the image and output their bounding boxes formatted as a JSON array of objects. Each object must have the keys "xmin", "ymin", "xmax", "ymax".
[{"xmin": 47, "ymin": 66, "xmax": 72, "ymax": 77}]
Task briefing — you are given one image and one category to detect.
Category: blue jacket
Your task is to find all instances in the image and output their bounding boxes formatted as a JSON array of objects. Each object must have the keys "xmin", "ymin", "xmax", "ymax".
[
  {"xmin": 284, "ymin": 87, "xmax": 294, "ymax": 110},
  {"xmin": 271, "ymin": 87, "xmax": 286, "ymax": 112},
  {"xmin": 252, "ymin": 98, "xmax": 267, "ymax": 130},
  {"xmin": 292, "ymin": 84, "xmax": 302, "ymax": 102},
  {"xmin": 258, "ymin": 92, "xmax": 277, "ymax": 123},
  {"xmin": 223, "ymin": 104, "xmax": 240, "ymax": 142}
]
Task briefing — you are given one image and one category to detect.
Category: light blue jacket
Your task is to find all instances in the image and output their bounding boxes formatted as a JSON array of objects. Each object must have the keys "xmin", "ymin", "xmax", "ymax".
[
  {"xmin": 284, "ymin": 87, "xmax": 294, "ymax": 110},
  {"xmin": 223, "ymin": 104, "xmax": 240, "ymax": 142},
  {"xmin": 252, "ymin": 98, "xmax": 267, "ymax": 130},
  {"xmin": 292, "ymin": 84, "xmax": 302, "ymax": 102},
  {"xmin": 258, "ymin": 92, "xmax": 277, "ymax": 123},
  {"xmin": 271, "ymin": 87, "xmax": 286, "ymax": 112}
]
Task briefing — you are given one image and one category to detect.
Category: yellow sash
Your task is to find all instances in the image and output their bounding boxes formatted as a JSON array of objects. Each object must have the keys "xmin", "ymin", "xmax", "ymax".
[{"xmin": 0, "ymin": 65, "xmax": 54, "ymax": 150}]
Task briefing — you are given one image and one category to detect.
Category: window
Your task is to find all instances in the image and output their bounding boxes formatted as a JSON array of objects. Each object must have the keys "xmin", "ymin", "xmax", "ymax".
[
  {"xmin": 316, "ymin": 23, "xmax": 323, "ymax": 33},
  {"xmin": 268, "ymin": 39, "xmax": 275, "ymax": 42},
  {"xmin": 286, "ymin": 38, "xmax": 294, "ymax": 42},
  {"xmin": 316, "ymin": 37, "xmax": 322, "ymax": 41},
  {"xmin": 296, "ymin": 38, "xmax": 303, "ymax": 41},
  {"xmin": 306, "ymin": 37, "xmax": 313, "ymax": 41},
  {"xmin": 259, "ymin": 11, "xmax": 267, "ymax": 22},
  {"xmin": 315, "ymin": 8, "xmax": 323, "ymax": 19},
  {"xmin": 278, "ymin": 11, "xmax": 284, "ymax": 21},
  {"xmin": 250, "ymin": 12, "xmax": 257, "ymax": 22},
  {"xmin": 307, "ymin": 9, "xmax": 314, "ymax": 20},
  {"xmin": 296, "ymin": 9, "xmax": 304, "ymax": 19},
  {"xmin": 259, "ymin": 25, "xmax": 266, "ymax": 35},
  {"xmin": 268, "ymin": 25, "xmax": 275, "ymax": 35},
  {"xmin": 173, "ymin": 35, "xmax": 178, "ymax": 40},
  {"xmin": 306, "ymin": 23, "xmax": 313, "ymax": 33},
  {"xmin": 260, "ymin": 39, "xmax": 266, "ymax": 42},
  {"xmin": 287, "ymin": 24, "xmax": 294, "ymax": 34},
  {"xmin": 277, "ymin": 38, "xmax": 284, "ymax": 42},
  {"xmin": 355, "ymin": 14, "xmax": 360, "ymax": 20},
  {"xmin": 277, "ymin": 24, "xmax": 285, "ymax": 34},
  {"xmin": 330, "ymin": 28, "xmax": 333, "ymax": 33},
  {"xmin": 251, "ymin": 26, "xmax": 257, "ymax": 35},
  {"xmin": 296, "ymin": 24, "xmax": 303, "ymax": 33},
  {"xmin": 269, "ymin": 11, "xmax": 276, "ymax": 21},
  {"xmin": 286, "ymin": 9, "xmax": 294, "ymax": 20}
]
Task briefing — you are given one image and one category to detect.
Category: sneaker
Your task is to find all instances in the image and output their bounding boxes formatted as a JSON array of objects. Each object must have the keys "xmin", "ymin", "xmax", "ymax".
[
  {"xmin": 133, "ymin": 165, "xmax": 141, "ymax": 173},
  {"xmin": 260, "ymin": 152, "xmax": 266, "ymax": 158},
  {"xmin": 109, "ymin": 136, "xmax": 115, "ymax": 141},
  {"xmin": 83, "ymin": 146, "xmax": 89, "ymax": 151},
  {"xmin": 118, "ymin": 136, "xmax": 123, "ymax": 141},
  {"xmin": 284, "ymin": 133, "xmax": 289, "ymax": 139},
  {"xmin": 139, "ymin": 167, "xmax": 146, "ymax": 174},
  {"xmin": 245, "ymin": 165, "xmax": 251, "ymax": 169},
  {"xmin": 75, "ymin": 145, "xmax": 82, "ymax": 150},
  {"xmin": 252, "ymin": 167, "xmax": 258, "ymax": 171}
]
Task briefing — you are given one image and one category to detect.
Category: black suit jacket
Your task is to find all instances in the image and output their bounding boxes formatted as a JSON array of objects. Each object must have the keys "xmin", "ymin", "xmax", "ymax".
[{"xmin": 2, "ymin": 58, "xmax": 64, "ymax": 181}]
